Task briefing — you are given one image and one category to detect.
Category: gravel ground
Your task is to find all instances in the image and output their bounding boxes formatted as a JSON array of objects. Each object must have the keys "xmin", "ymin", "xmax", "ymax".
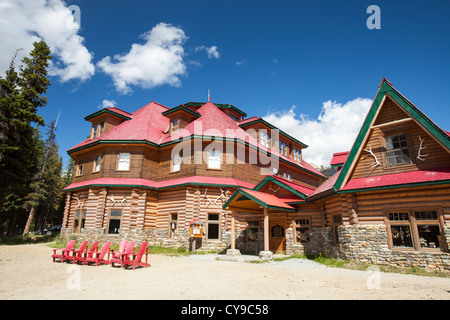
[{"xmin": 0, "ymin": 243, "xmax": 449, "ymax": 300}]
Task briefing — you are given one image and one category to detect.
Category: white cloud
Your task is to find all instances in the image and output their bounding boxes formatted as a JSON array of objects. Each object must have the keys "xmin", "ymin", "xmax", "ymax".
[
  {"xmin": 97, "ymin": 23, "xmax": 187, "ymax": 94},
  {"xmin": 98, "ymin": 99, "xmax": 117, "ymax": 110},
  {"xmin": 263, "ymin": 98, "xmax": 373, "ymax": 167},
  {"xmin": 195, "ymin": 45, "xmax": 220, "ymax": 59},
  {"xmin": 0, "ymin": 0, "xmax": 95, "ymax": 82}
]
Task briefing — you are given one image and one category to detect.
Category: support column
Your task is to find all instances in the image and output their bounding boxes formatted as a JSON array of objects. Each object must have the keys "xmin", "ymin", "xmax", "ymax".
[
  {"xmin": 259, "ymin": 207, "xmax": 273, "ymax": 260},
  {"xmin": 226, "ymin": 208, "xmax": 241, "ymax": 256},
  {"xmin": 264, "ymin": 207, "xmax": 269, "ymax": 251},
  {"xmin": 231, "ymin": 209, "xmax": 236, "ymax": 249}
]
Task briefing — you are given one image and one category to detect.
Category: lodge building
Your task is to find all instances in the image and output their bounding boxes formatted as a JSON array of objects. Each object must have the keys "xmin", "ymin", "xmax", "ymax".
[{"xmin": 63, "ymin": 79, "xmax": 450, "ymax": 271}]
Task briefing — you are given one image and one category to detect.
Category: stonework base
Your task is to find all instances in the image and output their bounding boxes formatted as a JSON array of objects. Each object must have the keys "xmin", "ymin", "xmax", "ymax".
[
  {"xmin": 226, "ymin": 249, "xmax": 241, "ymax": 256},
  {"xmin": 259, "ymin": 250, "xmax": 274, "ymax": 260}
]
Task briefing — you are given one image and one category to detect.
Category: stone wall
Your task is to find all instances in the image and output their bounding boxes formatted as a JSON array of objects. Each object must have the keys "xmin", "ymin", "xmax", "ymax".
[{"xmin": 332, "ymin": 224, "xmax": 450, "ymax": 272}]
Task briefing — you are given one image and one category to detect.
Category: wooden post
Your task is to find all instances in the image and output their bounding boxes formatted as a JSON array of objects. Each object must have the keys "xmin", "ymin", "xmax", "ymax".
[
  {"xmin": 264, "ymin": 207, "xmax": 269, "ymax": 251},
  {"xmin": 231, "ymin": 209, "xmax": 236, "ymax": 250}
]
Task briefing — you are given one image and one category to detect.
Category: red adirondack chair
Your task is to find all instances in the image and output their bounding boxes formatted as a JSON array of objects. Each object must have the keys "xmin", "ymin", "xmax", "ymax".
[
  {"xmin": 67, "ymin": 240, "xmax": 88, "ymax": 264},
  {"xmin": 84, "ymin": 242, "xmax": 111, "ymax": 266},
  {"xmin": 111, "ymin": 241, "xmax": 134, "ymax": 268},
  {"xmin": 52, "ymin": 240, "xmax": 76, "ymax": 263},
  {"xmin": 110, "ymin": 240, "xmax": 128, "ymax": 261},
  {"xmin": 123, "ymin": 242, "xmax": 151, "ymax": 270},
  {"xmin": 77, "ymin": 241, "xmax": 99, "ymax": 265}
]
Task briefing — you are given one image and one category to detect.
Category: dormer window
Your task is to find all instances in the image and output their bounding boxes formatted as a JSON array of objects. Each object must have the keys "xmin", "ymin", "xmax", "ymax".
[
  {"xmin": 92, "ymin": 122, "xmax": 105, "ymax": 139},
  {"xmin": 170, "ymin": 118, "xmax": 180, "ymax": 136},
  {"xmin": 279, "ymin": 141, "xmax": 287, "ymax": 156},
  {"xmin": 117, "ymin": 153, "xmax": 130, "ymax": 171},
  {"xmin": 76, "ymin": 160, "xmax": 84, "ymax": 176}
]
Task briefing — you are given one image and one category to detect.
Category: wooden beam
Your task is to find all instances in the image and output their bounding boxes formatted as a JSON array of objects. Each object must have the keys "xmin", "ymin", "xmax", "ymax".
[
  {"xmin": 231, "ymin": 209, "xmax": 236, "ymax": 250},
  {"xmin": 370, "ymin": 117, "xmax": 413, "ymax": 129},
  {"xmin": 264, "ymin": 207, "xmax": 269, "ymax": 251}
]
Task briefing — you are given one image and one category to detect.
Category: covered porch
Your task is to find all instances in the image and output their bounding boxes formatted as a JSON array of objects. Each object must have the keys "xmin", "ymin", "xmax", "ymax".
[{"xmin": 223, "ymin": 188, "xmax": 300, "ymax": 258}]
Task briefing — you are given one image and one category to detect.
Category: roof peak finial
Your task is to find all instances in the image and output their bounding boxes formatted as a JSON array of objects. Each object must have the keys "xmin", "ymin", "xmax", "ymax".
[{"xmin": 208, "ymin": 89, "xmax": 211, "ymax": 102}]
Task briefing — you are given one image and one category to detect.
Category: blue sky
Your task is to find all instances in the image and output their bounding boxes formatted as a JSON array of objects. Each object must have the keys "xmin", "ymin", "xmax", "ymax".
[{"xmin": 1, "ymin": 0, "xmax": 449, "ymax": 167}]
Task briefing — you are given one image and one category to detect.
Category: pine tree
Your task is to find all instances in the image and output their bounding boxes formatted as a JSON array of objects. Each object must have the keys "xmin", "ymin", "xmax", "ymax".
[{"xmin": 0, "ymin": 41, "xmax": 52, "ymax": 235}]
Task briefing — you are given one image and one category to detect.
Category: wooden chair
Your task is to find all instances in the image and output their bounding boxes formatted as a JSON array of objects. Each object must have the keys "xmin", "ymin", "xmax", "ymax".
[
  {"xmin": 52, "ymin": 240, "xmax": 75, "ymax": 263},
  {"xmin": 78, "ymin": 241, "xmax": 99, "ymax": 265},
  {"xmin": 123, "ymin": 242, "xmax": 151, "ymax": 270},
  {"xmin": 67, "ymin": 240, "xmax": 88, "ymax": 264},
  {"xmin": 111, "ymin": 241, "xmax": 134, "ymax": 268},
  {"xmin": 84, "ymin": 242, "xmax": 111, "ymax": 266},
  {"xmin": 110, "ymin": 240, "xmax": 128, "ymax": 262}
]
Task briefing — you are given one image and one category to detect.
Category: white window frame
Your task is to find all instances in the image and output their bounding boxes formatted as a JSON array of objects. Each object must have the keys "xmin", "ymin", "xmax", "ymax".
[
  {"xmin": 208, "ymin": 150, "xmax": 221, "ymax": 169},
  {"xmin": 93, "ymin": 154, "xmax": 102, "ymax": 172},
  {"xmin": 117, "ymin": 153, "xmax": 130, "ymax": 171}
]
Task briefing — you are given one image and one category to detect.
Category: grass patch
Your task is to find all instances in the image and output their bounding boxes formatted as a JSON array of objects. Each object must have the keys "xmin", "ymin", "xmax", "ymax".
[
  {"xmin": 148, "ymin": 245, "xmax": 190, "ymax": 256},
  {"xmin": 0, "ymin": 233, "xmax": 60, "ymax": 246}
]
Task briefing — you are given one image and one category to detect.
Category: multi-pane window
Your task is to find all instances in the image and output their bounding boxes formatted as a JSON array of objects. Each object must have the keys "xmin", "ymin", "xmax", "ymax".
[
  {"xmin": 271, "ymin": 224, "xmax": 284, "ymax": 237},
  {"xmin": 92, "ymin": 122, "xmax": 105, "ymax": 139},
  {"xmin": 208, "ymin": 150, "xmax": 221, "ymax": 169},
  {"xmin": 207, "ymin": 213, "xmax": 220, "ymax": 240},
  {"xmin": 295, "ymin": 218, "xmax": 310, "ymax": 243},
  {"xmin": 279, "ymin": 141, "xmax": 287, "ymax": 156},
  {"xmin": 293, "ymin": 149, "xmax": 301, "ymax": 162},
  {"xmin": 169, "ymin": 213, "xmax": 178, "ymax": 238},
  {"xmin": 170, "ymin": 118, "xmax": 180, "ymax": 136},
  {"xmin": 385, "ymin": 133, "xmax": 411, "ymax": 166},
  {"xmin": 77, "ymin": 160, "xmax": 84, "ymax": 176},
  {"xmin": 117, "ymin": 153, "xmax": 130, "ymax": 171},
  {"xmin": 260, "ymin": 130, "xmax": 271, "ymax": 148},
  {"xmin": 93, "ymin": 155, "xmax": 102, "ymax": 172},
  {"xmin": 386, "ymin": 209, "xmax": 443, "ymax": 250},
  {"xmin": 72, "ymin": 210, "xmax": 86, "ymax": 233},
  {"xmin": 283, "ymin": 173, "xmax": 291, "ymax": 181},
  {"xmin": 108, "ymin": 209, "xmax": 122, "ymax": 234},
  {"xmin": 171, "ymin": 154, "xmax": 181, "ymax": 172},
  {"xmin": 247, "ymin": 220, "xmax": 259, "ymax": 242}
]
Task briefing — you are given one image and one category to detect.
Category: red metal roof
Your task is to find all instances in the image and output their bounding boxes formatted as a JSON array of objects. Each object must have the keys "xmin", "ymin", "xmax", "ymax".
[
  {"xmin": 269, "ymin": 175, "xmax": 316, "ymax": 196},
  {"xmin": 340, "ymin": 167, "xmax": 450, "ymax": 191},
  {"xmin": 238, "ymin": 189, "xmax": 296, "ymax": 210},
  {"xmin": 330, "ymin": 151, "xmax": 350, "ymax": 167},
  {"xmin": 64, "ymin": 176, "xmax": 256, "ymax": 191}
]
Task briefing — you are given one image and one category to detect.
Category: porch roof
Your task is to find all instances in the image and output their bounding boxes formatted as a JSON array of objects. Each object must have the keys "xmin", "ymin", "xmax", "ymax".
[{"xmin": 223, "ymin": 188, "xmax": 297, "ymax": 212}]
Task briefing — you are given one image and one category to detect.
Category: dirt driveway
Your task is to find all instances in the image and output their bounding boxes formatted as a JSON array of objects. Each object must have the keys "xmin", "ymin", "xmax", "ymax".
[{"xmin": 0, "ymin": 243, "xmax": 449, "ymax": 300}]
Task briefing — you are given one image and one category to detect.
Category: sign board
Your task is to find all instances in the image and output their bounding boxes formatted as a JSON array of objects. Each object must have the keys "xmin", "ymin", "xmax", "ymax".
[{"xmin": 189, "ymin": 219, "xmax": 203, "ymax": 238}]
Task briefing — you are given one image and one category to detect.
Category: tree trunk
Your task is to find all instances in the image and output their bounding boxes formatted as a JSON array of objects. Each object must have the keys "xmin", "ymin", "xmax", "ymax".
[{"xmin": 23, "ymin": 206, "xmax": 35, "ymax": 235}]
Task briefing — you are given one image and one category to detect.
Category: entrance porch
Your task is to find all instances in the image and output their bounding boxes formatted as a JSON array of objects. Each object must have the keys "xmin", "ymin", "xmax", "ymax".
[{"xmin": 223, "ymin": 188, "xmax": 297, "ymax": 257}]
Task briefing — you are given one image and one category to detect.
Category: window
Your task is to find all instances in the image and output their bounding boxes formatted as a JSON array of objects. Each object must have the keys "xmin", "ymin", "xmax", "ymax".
[
  {"xmin": 332, "ymin": 215, "xmax": 342, "ymax": 244},
  {"xmin": 76, "ymin": 160, "xmax": 84, "ymax": 176},
  {"xmin": 260, "ymin": 130, "xmax": 270, "ymax": 148},
  {"xmin": 293, "ymin": 149, "xmax": 301, "ymax": 162},
  {"xmin": 385, "ymin": 133, "xmax": 411, "ymax": 166},
  {"xmin": 386, "ymin": 209, "xmax": 443, "ymax": 250},
  {"xmin": 229, "ymin": 114, "xmax": 238, "ymax": 121},
  {"xmin": 72, "ymin": 210, "xmax": 86, "ymax": 233},
  {"xmin": 117, "ymin": 153, "xmax": 130, "ymax": 171},
  {"xmin": 171, "ymin": 154, "xmax": 181, "ymax": 172},
  {"xmin": 246, "ymin": 220, "xmax": 259, "ymax": 242},
  {"xmin": 92, "ymin": 122, "xmax": 105, "ymax": 139},
  {"xmin": 279, "ymin": 141, "xmax": 287, "ymax": 156},
  {"xmin": 283, "ymin": 173, "xmax": 291, "ymax": 181},
  {"xmin": 170, "ymin": 118, "xmax": 180, "ymax": 136},
  {"xmin": 271, "ymin": 224, "xmax": 284, "ymax": 237},
  {"xmin": 207, "ymin": 213, "xmax": 220, "ymax": 240},
  {"xmin": 295, "ymin": 218, "xmax": 310, "ymax": 243},
  {"xmin": 208, "ymin": 150, "xmax": 221, "ymax": 169},
  {"xmin": 169, "ymin": 213, "xmax": 178, "ymax": 238},
  {"xmin": 108, "ymin": 209, "xmax": 122, "ymax": 234},
  {"xmin": 93, "ymin": 155, "xmax": 102, "ymax": 172}
]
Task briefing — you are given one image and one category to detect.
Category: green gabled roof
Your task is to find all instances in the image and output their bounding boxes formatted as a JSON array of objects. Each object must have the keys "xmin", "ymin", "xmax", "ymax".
[
  {"xmin": 334, "ymin": 78, "xmax": 450, "ymax": 191},
  {"xmin": 84, "ymin": 108, "xmax": 132, "ymax": 121},
  {"xmin": 162, "ymin": 105, "xmax": 201, "ymax": 118},
  {"xmin": 253, "ymin": 176, "xmax": 312, "ymax": 200},
  {"xmin": 184, "ymin": 102, "xmax": 247, "ymax": 117},
  {"xmin": 238, "ymin": 118, "xmax": 308, "ymax": 148}
]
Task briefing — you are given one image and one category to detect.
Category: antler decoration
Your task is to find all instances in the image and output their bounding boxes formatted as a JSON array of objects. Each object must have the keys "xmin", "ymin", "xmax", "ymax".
[
  {"xmin": 202, "ymin": 188, "xmax": 213, "ymax": 208},
  {"xmin": 73, "ymin": 194, "xmax": 86, "ymax": 208},
  {"xmin": 214, "ymin": 188, "xmax": 228, "ymax": 208},
  {"xmin": 363, "ymin": 145, "xmax": 380, "ymax": 167},
  {"xmin": 268, "ymin": 184, "xmax": 280, "ymax": 193},
  {"xmin": 417, "ymin": 136, "xmax": 429, "ymax": 161}
]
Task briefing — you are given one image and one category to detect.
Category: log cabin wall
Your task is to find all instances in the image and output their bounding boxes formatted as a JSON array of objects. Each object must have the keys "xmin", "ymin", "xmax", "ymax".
[
  {"xmin": 318, "ymin": 185, "xmax": 450, "ymax": 271},
  {"xmin": 350, "ymin": 96, "xmax": 450, "ymax": 180}
]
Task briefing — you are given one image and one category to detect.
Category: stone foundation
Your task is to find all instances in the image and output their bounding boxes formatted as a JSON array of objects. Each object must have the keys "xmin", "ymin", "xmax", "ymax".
[{"xmin": 333, "ymin": 224, "xmax": 450, "ymax": 272}]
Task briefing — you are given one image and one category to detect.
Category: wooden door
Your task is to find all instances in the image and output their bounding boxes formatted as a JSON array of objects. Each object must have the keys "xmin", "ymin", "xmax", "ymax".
[{"xmin": 269, "ymin": 219, "xmax": 286, "ymax": 253}]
